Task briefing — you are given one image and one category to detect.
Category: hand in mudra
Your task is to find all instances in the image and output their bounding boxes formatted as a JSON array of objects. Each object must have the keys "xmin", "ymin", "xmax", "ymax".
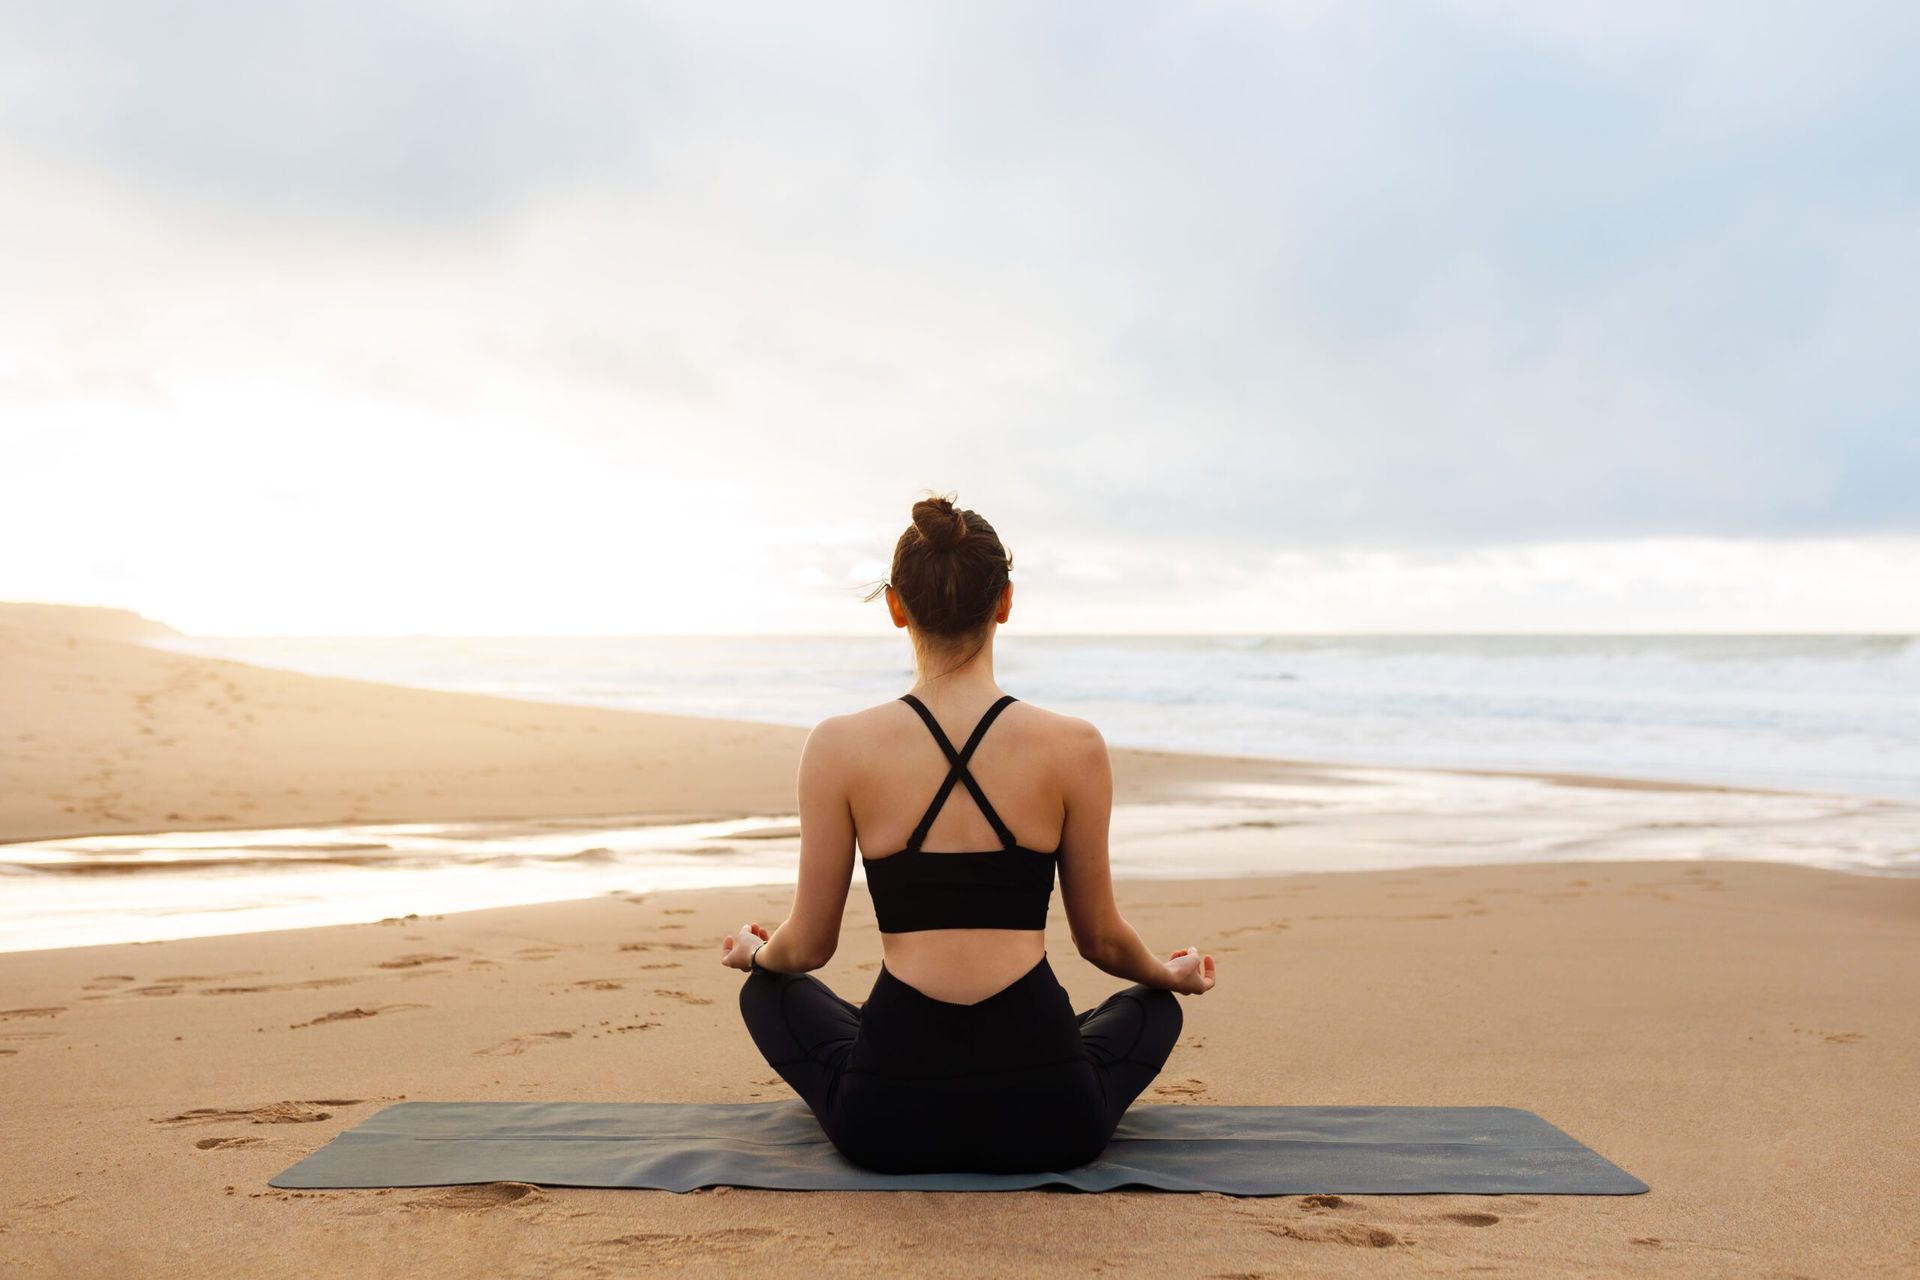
[
  {"xmin": 720, "ymin": 922, "xmax": 771, "ymax": 972},
  {"xmin": 1164, "ymin": 946, "xmax": 1217, "ymax": 995}
]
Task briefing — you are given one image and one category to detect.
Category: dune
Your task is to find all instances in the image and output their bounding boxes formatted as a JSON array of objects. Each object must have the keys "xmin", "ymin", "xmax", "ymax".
[{"xmin": 0, "ymin": 601, "xmax": 181, "ymax": 642}]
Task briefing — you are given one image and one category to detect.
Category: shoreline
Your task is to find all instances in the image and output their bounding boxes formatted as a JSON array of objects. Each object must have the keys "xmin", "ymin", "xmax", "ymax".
[
  {"xmin": 0, "ymin": 613, "xmax": 1852, "ymax": 851},
  {"xmin": 3, "ymin": 841, "xmax": 1912, "ymax": 967},
  {"xmin": 12, "ymin": 775, "xmax": 1915, "ymax": 954},
  {"xmin": 0, "ymin": 752, "xmax": 1808, "ymax": 852},
  {"xmin": 156, "ymin": 626, "xmax": 1920, "ymax": 805}
]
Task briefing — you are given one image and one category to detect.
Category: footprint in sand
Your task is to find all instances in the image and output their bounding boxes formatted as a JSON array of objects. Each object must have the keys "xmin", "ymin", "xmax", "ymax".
[
  {"xmin": 404, "ymin": 1182, "xmax": 543, "ymax": 1213},
  {"xmin": 0, "ymin": 1007, "xmax": 65, "ymax": 1021},
  {"xmin": 1442, "ymin": 1212, "xmax": 1500, "ymax": 1227},
  {"xmin": 1, "ymin": 1031, "xmax": 58, "ymax": 1050},
  {"xmin": 474, "ymin": 1031, "xmax": 574, "ymax": 1057},
  {"xmin": 290, "ymin": 1004, "xmax": 426, "ymax": 1030},
  {"xmin": 377, "ymin": 954, "xmax": 459, "ymax": 970},
  {"xmin": 21, "ymin": 1193, "xmax": 80, "ymax": 1211},
  {"xmin": 580, "ymin": 1227, "xmax": 780, "ymax": 1263},
  {"xmin": 512, "ymin": 948, "xmax": 561, "ymax": 962},
  {"xmin": 561, "ymin": 979, "xmax": 625, "ymax": 992},
  {"xmin": 653, "ymin": 989, "xmax": 714, "ymax": 1006},
  {"xmin": 1152, "ymin": 1077, "xmax": 1209, "ymax": 1099},
  {"xmin": 1269, "ymin": 1221, "xmax": 1402, "ymax": 1248},
  {"xmin": 202, "ymin": 978, "xmax": 357, "ymax": 996},
  {"xmin": 129, "ymin": 971, "xmax": 257, "ymax": 998},
  {"xmin": 156, "ymin": 1099, "xmax": 365, "ymax": 1126},
  {"xmin": 632, "ymin": 963, "xmax": 682, "ymax": 971},
  {"xmin": 1299, "ymin": 1194, "xmax": 1345, "ymax": 1209},
  {"xmin": 83, "ymin": 976, "xmax": 136, "ymax": 992},
  {"xmin": 195, "ymin": 1136, "xmax": 265, "ymax": 1150},
  {"xmin": 620, "ymin": 941, "xmax": 704, "ymax": 953}
]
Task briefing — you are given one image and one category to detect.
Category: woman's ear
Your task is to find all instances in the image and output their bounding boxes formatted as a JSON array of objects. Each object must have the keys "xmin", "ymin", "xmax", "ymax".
[
  {"xmin": 996, "ymin": 581, "xmax": 1013, "ymax": 624},
  {"xmin": 885, "ymin": 585, "xmax": 910, "ymax": 629}
]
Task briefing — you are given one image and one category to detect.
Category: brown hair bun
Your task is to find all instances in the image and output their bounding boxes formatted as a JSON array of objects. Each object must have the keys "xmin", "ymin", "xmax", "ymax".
[
  {"xmin": 911, "ymin": 496, "xmax": 969, "ymax": 551},
  {"xmin": 868, "ymin": 492, "xmax": 1013, "ymax": 639}
]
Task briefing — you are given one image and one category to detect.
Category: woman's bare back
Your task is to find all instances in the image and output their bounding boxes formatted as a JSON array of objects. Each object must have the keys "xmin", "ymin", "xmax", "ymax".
[{"xmin": 841, "ymin": 691, "xmax": 1075, "ymax": 1003}]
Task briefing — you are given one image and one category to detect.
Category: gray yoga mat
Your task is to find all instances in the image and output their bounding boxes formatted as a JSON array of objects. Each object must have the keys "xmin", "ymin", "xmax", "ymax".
[{"xmin": 269, "ymin": 1101, "xmax": 1647, "ymax": 1195}]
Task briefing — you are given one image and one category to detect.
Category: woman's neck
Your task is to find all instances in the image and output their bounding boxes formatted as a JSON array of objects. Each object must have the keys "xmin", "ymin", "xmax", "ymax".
[{"xmin": 908, "ymin": 630, "xmax": 1000, "ymax": 699}]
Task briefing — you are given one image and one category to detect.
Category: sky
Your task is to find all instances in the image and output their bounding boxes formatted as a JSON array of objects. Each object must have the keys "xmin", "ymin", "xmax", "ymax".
[{"xmin": 1, "ymin": 1, "xmax": 1915, "ymax": 635}]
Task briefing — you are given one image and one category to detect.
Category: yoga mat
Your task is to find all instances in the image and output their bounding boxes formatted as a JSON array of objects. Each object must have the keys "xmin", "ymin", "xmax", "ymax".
[{"xmin": 270, "ymin": 1101, "xmax": 1647, "ymax": 1195}]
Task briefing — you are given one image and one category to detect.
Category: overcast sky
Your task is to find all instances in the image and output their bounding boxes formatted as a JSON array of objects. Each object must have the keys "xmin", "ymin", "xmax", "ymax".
[{"xmin": 2, "ymin": 1, "xmax": 1915, "ymax": 634}]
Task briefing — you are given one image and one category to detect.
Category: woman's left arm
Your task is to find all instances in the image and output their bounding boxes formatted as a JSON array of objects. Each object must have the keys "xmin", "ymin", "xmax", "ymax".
[{"xmin": 721, "ymin": 717, "xmax": 856, "ymax": 974}]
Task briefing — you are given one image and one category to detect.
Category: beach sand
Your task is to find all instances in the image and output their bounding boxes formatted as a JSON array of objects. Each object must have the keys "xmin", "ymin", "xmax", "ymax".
[
  {"xmin": 3, "ymin": 606, "xmax": 1917, "ymax": 1276},
  {"xmin": 3, "ymin": 864, "xmax": 1916, "ymax": 1277}
]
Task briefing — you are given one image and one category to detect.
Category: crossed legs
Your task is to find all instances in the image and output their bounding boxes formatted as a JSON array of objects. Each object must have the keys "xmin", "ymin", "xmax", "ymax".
[
  {"xmin": 741, "ymin": 968, "xmax": 1183, "ymax": 1135},
  {"xmin": 1075, "ymin": 983, "xmax": 1185, "ymax": 1133},
  {"xmin": 737, "ymin": 969, "xmax": 861, "ymax": 1118}
]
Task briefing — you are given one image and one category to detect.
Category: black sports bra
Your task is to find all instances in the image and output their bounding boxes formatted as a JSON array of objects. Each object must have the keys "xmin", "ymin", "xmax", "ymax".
[{"xmin": 860, "ymin": 694, "xmax": 1059, "ymax": 932}]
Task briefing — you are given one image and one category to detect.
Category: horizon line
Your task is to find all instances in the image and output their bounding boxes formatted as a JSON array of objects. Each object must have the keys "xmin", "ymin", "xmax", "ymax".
[{"xmin": 167, "ymin": 628, "xmax": 1919, "ymax": 641}]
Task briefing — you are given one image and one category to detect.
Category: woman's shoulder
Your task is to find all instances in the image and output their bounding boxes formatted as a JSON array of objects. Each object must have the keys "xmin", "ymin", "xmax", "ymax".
[
  {"xmin": 1001, "ymin": 697, "xmax": 1105, "ymax": 749},
  {"xmin": 813, "ymin": 696, "xmax": 1100, "ymax": 741},
  {"xmin": 801, "ymin": 701, "xmax": 900, "ymax": 755},
  {"xmin": 1024, "ymin": 708, "xmax": 1108, "ymax": 781}
]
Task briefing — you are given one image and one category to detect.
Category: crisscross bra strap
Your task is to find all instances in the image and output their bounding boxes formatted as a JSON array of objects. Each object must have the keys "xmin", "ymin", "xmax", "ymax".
[{"xmin": 899, "ymin": 693, "xmax": 1020, "ymax": 852}]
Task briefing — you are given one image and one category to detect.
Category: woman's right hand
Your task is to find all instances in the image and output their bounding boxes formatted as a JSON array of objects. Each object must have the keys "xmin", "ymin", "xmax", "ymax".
[
  {"xmin": 1163, "ymin": 946, "xmax": 1216, "ymax": 995},
  {"xmin": 720, "ymin": 922, "xmax": 771, "ymax": 972}
]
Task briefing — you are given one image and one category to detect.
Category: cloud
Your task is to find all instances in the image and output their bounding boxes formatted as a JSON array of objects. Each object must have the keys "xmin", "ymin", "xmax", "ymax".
[{"xmin": 0, "ymin": 2, "xmax": 1915, "ymax": 630}]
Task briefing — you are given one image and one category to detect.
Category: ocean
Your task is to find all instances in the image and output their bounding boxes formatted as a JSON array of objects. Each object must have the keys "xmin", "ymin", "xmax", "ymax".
[{"xmin": 165, "ymin": 633, "xmax": 1919, "ymax": 800}]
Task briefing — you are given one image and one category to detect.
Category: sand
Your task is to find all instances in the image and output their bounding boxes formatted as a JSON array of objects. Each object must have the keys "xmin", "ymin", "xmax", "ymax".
[
  {"xmin": 3, "ymin": 605, "xmax": 1918, "ymax": 1276},
  {"xmin": 3, "ymin": 864, "xmax": 1916, "ymax": 1277}
]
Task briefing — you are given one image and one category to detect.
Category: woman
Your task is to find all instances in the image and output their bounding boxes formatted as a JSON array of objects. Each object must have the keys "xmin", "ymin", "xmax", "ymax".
[{"xmin": 719, "ymin": 495, "xmax": 1217, "ymax": 1174}]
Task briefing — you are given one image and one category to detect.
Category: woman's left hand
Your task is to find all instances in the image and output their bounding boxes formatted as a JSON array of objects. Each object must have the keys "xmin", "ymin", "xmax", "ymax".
[{"xmin": 720, "ymin": 922, "xmax": 771, "ymax": 971}]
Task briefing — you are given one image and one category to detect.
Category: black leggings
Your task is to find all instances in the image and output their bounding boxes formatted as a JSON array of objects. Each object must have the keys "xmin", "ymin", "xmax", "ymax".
[{"xmin": 738, "ymin": 954, "xmax": 1182, "ymax": 1174}]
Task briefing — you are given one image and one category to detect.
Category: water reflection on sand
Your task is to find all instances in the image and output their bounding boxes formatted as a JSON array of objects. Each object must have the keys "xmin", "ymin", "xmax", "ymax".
[
  {"xmin": 3, "ymin": 814, "xmax": 802, "ymax": 952},
  {"xmin": 5, "ymin": 767, "xmax": 1914, "ymax": 952}
]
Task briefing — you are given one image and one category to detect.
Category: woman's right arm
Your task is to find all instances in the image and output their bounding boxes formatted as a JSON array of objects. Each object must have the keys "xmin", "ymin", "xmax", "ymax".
[{"xmin": 1055, "ymin": 720, "xmax": 1216, "ymax": 995}]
